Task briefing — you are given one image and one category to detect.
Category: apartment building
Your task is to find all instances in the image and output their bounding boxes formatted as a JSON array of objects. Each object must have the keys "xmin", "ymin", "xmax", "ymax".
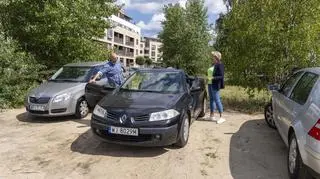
[
  {"xmin": 98, "ymin": 11, "xmax": 163, "ymax": 66},
  {"xmin": 140, "ymin": 37, "xmax": 163, "ymax": 63},
  {"xmin": 98, "ymin": 11, "xmax": 141, "ymax": 67}
]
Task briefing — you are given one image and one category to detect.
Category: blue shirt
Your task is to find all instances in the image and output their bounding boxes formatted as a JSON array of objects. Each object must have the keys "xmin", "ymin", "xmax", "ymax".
[{"xmin": 97, "ymin": 61, "xmax": 123, "ymax": 87}]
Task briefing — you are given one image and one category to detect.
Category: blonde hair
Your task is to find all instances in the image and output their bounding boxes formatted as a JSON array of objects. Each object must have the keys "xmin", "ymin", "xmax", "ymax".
[{"xmin": 211, "ymin": 51, "xmax": 222, "ymax": 60}]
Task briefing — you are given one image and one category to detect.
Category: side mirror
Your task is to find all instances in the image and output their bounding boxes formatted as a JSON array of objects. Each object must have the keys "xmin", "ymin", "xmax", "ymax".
[
  {"xmin": 190, "ymin": 86, "xmax": 201, "ymax": 92},
  {"xmin": 267, "ymin": 84, "xmax": 280, "ymax": 91}
]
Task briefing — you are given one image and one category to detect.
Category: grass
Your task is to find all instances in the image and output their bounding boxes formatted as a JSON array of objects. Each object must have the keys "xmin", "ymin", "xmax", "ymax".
[{"xmin": 219, "ymin": 85, "xmax": 271, "ymax": 114}]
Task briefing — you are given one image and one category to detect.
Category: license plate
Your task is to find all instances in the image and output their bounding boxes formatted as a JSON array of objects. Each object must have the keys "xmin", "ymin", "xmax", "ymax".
[
  {"xmin": 108, "ymin": 126, "xmax": 138, "ymax": 136},
  {"xmin": 30, "ymin": 105, "xmax": 45, "ymax": 111}
]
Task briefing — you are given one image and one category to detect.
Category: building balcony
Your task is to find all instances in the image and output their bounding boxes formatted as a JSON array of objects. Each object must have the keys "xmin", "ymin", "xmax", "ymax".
[
  {"xmin": 114, "ymin": 37, "xmax": 124, "ymax": 44},
  {"xmin": 125, "ymin": 41, "xmax": 134, "ymax": 47}
]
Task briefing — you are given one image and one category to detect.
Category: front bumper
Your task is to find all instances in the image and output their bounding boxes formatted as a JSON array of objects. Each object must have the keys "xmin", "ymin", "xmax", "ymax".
[
  {"xmin": 91, "ymin": 119, "xmax": 179, "ymax": 147},
  {"xmin": 25, "ymin": 100, "xmax": 75, "ymax": 117}
]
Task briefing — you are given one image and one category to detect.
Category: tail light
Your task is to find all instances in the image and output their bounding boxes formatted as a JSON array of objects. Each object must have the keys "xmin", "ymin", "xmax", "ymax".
[{"xmin": 308, "ymin": 119, "xmax": 320, "ymax": 141}]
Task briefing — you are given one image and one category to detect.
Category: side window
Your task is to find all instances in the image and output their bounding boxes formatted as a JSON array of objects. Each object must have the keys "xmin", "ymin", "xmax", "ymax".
[
  {"xmin": 279, "ymin": 71, "xmax": 303, "ymax": 96},
  {"xmin": 290, "ymin": 72, "xmax": 319, "ymax": 105}
]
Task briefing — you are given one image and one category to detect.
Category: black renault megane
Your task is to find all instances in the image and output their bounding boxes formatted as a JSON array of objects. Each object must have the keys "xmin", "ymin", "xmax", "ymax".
[{"xmin": 90, "ymin": 68, "xmax": 207, "ymax": 147}]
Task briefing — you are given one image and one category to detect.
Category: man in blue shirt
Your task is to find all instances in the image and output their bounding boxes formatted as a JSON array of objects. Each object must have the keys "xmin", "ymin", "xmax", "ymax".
[{"xmin": 89, "ymin": 52, "xmax": 124, "ymax": 87}]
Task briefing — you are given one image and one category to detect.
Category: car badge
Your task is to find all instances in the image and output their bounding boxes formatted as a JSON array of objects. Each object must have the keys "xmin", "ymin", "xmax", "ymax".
[{"xmin": 119, "ymin": 114, "xmax": 127, "ymax": 124}]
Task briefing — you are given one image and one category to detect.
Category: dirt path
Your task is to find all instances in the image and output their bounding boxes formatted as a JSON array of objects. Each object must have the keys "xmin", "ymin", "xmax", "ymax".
[{"xmin": 0, "ymin": 109, "xmax": 288, "ymax": 179}]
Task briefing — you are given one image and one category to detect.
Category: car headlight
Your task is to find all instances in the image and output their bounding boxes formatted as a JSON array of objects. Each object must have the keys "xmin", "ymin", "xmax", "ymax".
[
  {"xmin": 93, "ymin": 105, "xmax": 107, "ymax": 118},
  {"xmin": 149, "ymin": 109, "xmax": 180, "ymax": 122},
  {"xmin": 53, "ymin": 93, "xmax": 71, "ymax": 103}
]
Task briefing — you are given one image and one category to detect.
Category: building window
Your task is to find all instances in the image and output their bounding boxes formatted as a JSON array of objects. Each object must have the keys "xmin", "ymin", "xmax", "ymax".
[
  {"xmin": 140, "ymin": 50, "xmax": 143, "ymax": 54},
  {"xmin": 151, "ymin": 51, "xmax": 156, "ymax": 57},
  {"xmin": 136, "ymin": 49, "xmax": 138, "ymax": 55},
  {"xmin": 140, "ymin": 44, "xmax": 143, "ymax": 48},
  {"xmin": 152, "ymin": 45, "xmax": 156, "ymax": 50},
  {"xmin": 136, "ymin": 39, "xmax": 139, "ymax": 45}
]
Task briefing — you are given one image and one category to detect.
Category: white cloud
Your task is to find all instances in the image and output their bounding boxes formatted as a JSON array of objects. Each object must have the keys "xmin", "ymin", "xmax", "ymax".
[
  {"xmin": 205, "ymin": 0, "xmax": 228, "ymax": 15},
  {"xmin": 116, "ymin": 0, "xmax": 227, "ymax": 37},
  {"xmin": 136, "ymin": 13, "xmax": 165, "ymax": 31}
]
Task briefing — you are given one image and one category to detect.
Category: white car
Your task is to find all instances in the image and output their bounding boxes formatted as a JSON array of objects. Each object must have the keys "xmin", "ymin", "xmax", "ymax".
[{"xmin": 266, "ymin": 68, "xmax": 320, "ymax": 179}]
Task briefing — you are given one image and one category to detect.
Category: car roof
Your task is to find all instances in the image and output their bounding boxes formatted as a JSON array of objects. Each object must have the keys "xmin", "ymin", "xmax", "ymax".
[
  {"xmin": 136, "ymin": 68, "xmax": 185, "ymax": 73},
  {"xmin": 298, "ymin": 67, "xmax": 320, "ymax": 75},
  {"xmin": 64, "ymin": 61, "xmax": 105, "ymax": 67}
]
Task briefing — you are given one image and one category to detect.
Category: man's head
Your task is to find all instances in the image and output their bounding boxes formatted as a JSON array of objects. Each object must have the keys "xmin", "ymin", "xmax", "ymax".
[
  {"xmin": 110, "ymin": 52, "xmax": 118, "ymax": 63},
  {"xmin": 211, "ymin": 51, "xmax": 222, "ymax": 64}
]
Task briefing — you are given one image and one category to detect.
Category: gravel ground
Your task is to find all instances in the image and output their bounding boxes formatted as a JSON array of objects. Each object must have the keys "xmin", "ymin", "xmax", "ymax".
[{"xmin": 0, "ymin": 108, "xmax": 288, "ymax": 179}]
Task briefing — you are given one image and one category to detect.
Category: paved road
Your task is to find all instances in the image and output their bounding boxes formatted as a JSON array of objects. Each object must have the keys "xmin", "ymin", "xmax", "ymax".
[{"xmin": 0, "ymin": 109, "xmax": 288, "ymax": 179}]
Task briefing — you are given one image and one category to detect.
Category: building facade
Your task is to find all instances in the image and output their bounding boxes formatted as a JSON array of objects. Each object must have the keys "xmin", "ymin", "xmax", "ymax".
[
  {"xmin": 98, "ymin": 11, "xmax": 162, "ymax": 67},
  {"xmin": 140, "ymin": 37, "xmax": 163, "ymax": 63}
]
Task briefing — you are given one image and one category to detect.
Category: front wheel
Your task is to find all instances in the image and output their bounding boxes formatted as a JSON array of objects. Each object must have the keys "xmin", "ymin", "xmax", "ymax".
[
  {"xmin": 264, "ymin": 103, "xmax": 276, "ymax": 129},
  {"xmin": 198, "ymin": 97, "xmax": 207, "ymax": 118},
  {"xmin": 75, "ymin": 98, "xmax": 89, "ymax": 119},
  {"xmin": 175, "ymin": 114, "xmax": 190, "ymax": 148}
]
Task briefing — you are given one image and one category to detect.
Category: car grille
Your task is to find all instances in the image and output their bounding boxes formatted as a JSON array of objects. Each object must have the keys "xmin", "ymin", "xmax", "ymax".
[
  {"xmin": 29, "ymin": 97, "xmax": 50, "ymax": 104},
  {"xmin": 28, "ymin": 110, "xmax": 49, "ymax": 114},
  {"xmin": 106, "ymin": 111, "xmax": 149, "ymax": 121}
]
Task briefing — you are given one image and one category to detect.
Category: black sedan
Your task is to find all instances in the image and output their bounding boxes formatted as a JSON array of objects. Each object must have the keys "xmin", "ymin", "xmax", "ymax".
[{"xmin": 89, "ymin": 68, "xmax": 207, "ymax": 147}]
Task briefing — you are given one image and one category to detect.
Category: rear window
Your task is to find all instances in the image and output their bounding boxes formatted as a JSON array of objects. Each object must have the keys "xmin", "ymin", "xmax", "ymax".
[{"xmin": 290, "ymin": 72, "xmax": 319, "ymax": 105}]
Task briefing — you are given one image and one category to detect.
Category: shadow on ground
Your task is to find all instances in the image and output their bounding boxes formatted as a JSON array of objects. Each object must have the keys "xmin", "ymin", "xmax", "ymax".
[
  {"xmin": 71, "ymin": 129, "xmax": 169, "ymax": 158},
  {"xmin": 16, "ymin": 112, "xmax": 91, "ymax": 126},
  {"xmin": 229, "ymin": 119, "xmax": 288, "ymax": 179}
]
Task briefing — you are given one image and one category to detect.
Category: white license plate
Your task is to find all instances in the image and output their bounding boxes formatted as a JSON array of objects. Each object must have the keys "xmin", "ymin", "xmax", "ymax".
[
  {"xmin": 30, "ymin": 105, "xmax": 45, "ymax": 111},
  {"xmin": 108, "ymin": 126, "xmax": 138, "ymax": 136}
]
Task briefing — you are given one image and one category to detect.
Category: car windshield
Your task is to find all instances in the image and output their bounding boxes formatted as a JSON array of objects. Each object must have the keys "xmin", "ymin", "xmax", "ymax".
[
  {"xmin": 49, "ymin": 66, "xmax": 92, "ymax": 82},
  {"xmin": 120, "ymin": 71, "xmax": 183, "ymax": 93}
]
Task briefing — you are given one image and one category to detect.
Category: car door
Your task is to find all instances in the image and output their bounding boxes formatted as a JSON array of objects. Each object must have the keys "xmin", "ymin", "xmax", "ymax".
[
  {"xmin": 189, "ymin": 77, "xmax": 202, "ymax": 118},
  {"xmin": 285, "ymin": 72, "xmax": 320, "ymax": 142},
  {"xmin": 273, "ymin": 71, "xmax": 304, "ymax": 140}
]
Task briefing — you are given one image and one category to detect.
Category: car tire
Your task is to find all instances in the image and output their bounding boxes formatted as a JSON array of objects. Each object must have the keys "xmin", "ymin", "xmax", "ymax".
[
  {"xmin": 198, "ymin": 97, "xmax": 207, "ymax": 118},
  {"xmin": 264, "ymin": 102, "xmax": 276, "ymax": 129},
  {"xmin": 288, "ymin": 133, "xmax": 306, "ymax": 179},
  {"xmin": 175, "ymin": 113, "xmax": 190, "ymax": 148},
  {"xmin": 75, "ymin": 98, "xmax": 89, "ymax": 119}
]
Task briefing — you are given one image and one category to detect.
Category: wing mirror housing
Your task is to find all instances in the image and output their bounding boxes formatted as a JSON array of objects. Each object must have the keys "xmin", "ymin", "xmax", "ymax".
[{"xmin": 267, "ymin": 84, "xmax": 280, "ymax": 91}]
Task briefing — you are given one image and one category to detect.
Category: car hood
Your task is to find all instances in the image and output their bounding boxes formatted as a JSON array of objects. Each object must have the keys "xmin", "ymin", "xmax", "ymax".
[
  {"xmin": 100, "ymin": 91, "xmax": 183, "ymax": 112},
  {"xmin": 28, "ymin": 82, "xmax": 86, "ymax": 97}
]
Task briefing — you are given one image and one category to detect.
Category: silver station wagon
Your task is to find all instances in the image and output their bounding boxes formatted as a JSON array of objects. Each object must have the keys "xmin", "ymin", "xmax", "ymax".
[
  {"xmin": 25, "ymin": 62, "xmax": 107, "ymax": 119},
  {"xmin": 266, "ymin": 67, "xmax": 320, "ymax": 179}
]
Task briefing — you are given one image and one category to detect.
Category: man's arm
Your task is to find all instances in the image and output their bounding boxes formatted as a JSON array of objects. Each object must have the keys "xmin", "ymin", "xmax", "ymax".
[{"xmin": 89, "ymin": 64, "xmax": 111, "ymax": 83}]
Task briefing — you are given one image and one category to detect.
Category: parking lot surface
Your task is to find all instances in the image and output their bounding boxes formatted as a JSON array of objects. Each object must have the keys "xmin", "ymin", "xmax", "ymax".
[{"xmin": 0, "ymin": 109, "xmax": 288, "ymax": 179}]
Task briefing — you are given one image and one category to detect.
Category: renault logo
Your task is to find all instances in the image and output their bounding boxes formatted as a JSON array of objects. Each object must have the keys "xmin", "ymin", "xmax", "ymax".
[{"xmin": 119, "ymin": 114, "xmax": 127, "ymax": 124}]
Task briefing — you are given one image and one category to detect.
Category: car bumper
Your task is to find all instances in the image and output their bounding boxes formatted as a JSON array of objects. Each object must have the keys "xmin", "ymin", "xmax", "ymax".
[
  {"xmin": 25, "ymin": 102, "xmax": 75, "ymax": 117},
  {"xmin": 91, "ymin": 120, "xmax": 179, "ymax": 147},
  {"xmin": 305, "ymin": 145, "xmax": 320, "ymax": 177}
]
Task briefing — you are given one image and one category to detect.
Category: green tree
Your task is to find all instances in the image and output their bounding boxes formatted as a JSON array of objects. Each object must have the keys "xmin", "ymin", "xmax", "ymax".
[
  {"xmin": 135, "ymin": 56, "xmax": 145, "ymax": 66},
  {"xmin": 159, "ymin": 0, "xmax": 210, "ymax": 75},
  {"xmin": 145, "ymin": 57, "xmax": 153, "ymax": 66},
  {"xmin": 0, "ymin": 0, "xmax": 118, "ymax": 69},
  {"xmin": 0, "ymin": 33, "xmax": 44, "ymax": 109},
  {"xmin": 215, "ymin": 0, "xmax": 320, "ymax": 89}
]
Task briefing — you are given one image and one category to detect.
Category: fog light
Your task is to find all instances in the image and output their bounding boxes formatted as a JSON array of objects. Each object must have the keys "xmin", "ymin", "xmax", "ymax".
[{"xmin": 155, "ymin": 134, "xmax": 161, "ymax": 139}]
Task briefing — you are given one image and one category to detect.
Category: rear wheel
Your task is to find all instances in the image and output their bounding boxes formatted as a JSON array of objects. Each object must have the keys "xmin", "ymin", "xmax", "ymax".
[
  {"xmin": 175, "ymin": 114, "xmax": 190, "ymax": 148},
  {"xmin": 198, "ymin": 97, "xmax": 207, "ymax": 118},
  {"xmin": 264, "ymin": 103, "xmax": 276, "ymax": 129},
  {"xmin": 288, "ymin": 133, "xmax": 306, "ymax": 179},
  {"xmin": 75, "ymin": 98, "xmax": 89, "ymax": 119}
]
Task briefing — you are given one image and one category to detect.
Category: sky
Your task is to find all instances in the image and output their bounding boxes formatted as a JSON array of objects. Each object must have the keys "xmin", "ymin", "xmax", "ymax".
[{"xmin": 116, "ymin": 0, "xmax": 227, "ymax": 38}]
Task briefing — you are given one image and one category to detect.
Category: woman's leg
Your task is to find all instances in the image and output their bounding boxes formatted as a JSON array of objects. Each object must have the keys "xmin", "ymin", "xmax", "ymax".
[
  {"xmin": 214, "ymin": 90, "xmax": 223, "ymax": 116},
  {"xmin": 213, "ymin": 90, "xmax": 225, "ymax": 123},
  {"xmin": 208, "ymin": 84, "xmax": 215, "ymax": 117}
]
